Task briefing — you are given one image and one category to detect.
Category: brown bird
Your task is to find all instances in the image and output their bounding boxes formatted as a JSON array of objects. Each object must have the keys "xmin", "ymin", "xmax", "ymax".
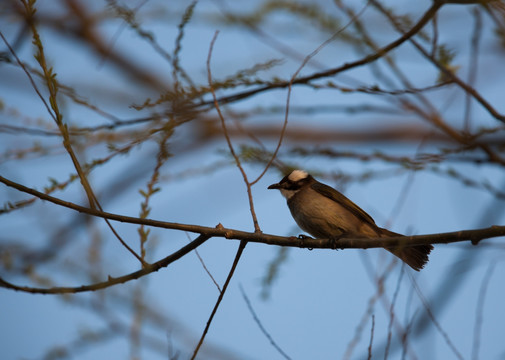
[{"xmin": 268, "ymin": 170, "xmax": 432, "ymax": 271}]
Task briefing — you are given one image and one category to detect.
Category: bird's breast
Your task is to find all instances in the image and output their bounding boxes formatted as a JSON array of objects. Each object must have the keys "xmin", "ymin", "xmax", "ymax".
[{"xmin": 287, "ymin": 188, "xmax": 378, "ymax": 238}]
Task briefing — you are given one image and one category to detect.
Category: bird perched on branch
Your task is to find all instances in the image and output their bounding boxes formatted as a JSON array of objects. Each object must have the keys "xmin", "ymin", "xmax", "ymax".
[{"xmin": 268, "ymin": 170, "xmax": 432, "ymax": 271}]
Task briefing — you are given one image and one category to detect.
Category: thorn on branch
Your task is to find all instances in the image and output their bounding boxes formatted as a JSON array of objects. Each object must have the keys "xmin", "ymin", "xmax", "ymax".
[{"xmin": 471, "ymin": 237, "xmax": 482, "ymax": 246}]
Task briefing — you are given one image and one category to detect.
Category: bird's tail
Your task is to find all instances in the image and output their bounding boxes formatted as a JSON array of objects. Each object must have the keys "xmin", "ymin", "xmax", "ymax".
[{"xmin": 379, "ymin": 228, "xmax": 433, "ymax": 271}]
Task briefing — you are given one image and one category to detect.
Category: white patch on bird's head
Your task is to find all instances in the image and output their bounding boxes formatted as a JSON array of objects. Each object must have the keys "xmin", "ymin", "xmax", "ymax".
[{"xmin": 288, "ymin": 170, "xmax": 308, "ymax": 182}]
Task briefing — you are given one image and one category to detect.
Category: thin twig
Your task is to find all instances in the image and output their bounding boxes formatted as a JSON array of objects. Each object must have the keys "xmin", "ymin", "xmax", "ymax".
[
  {"xmin": 370, "ymin": 0, "xmax": 505, "ymax": 166},
  {"xmin": 207, "ymin": 31, "xmax": 260, "ymax": 232},
  {"xmin": 384, "ymin": 268, "xmax": 405, "ymax": 360},
  {"xmin": 0, "ymin": 234, "xmax": 210, "ymax": 294},
  {"xmin": 186, "ymin": 232, "xmax": 221, "ymax": 293},
  {"xmin": 464, "ymin": 7, "xmax": 482, "ymax": 131},
  {"xmin": 374, "ymin": 0, "xmax": 505, "ymax": 124},
  {"xmin": 358, "ymin": 255, "xmax": 419, "ymax": 360},
  {"xmin": 368, "ymin": 314, "xmax": 375, "ymax": 360},
  {"xmin": 190, "ymin": 241, "xmax": 246, "ymax": 360},
  {"xmin": 98, "ymin": 0, "xmax": 150, "ymax": 69},
  {"xmin": 0, "ymin": 30, "xmax": 55, "ymax": 122},
  {"xmin": 252, "ymin": 1, "xmax": 372, "ymax": 184},
  {"xmin": 196, "ymin": 1, "xmax": 443, "ymax": 111},
  {"xmin": 401, "ymin": 310, "xmax": 418, "ymax": 360},
  {"xmin": 190, "ymin": 30, "xmax": 256, "ymax": 360},
  {"xmin": 6, "ymin": 3, "xmax": 146, "ymax": 266},
  {"xmin": 344, "ymin": 258, "xmax": 394, "ymax": 360},
  {"xmin": 239, "ymin": 285, "xmax": 292, "ymax": 360},
  {"xmin": 431, "ymin": 11, "xmax": 439, "ymax": 58},
  {"xmin": 471, "ymin": 262, "xmax": 496, "ymax": 360},
  {"xmin": 138, "ymin": 128, "xmax": 172, "ymax": 264},
  {"xmin": 408, "ymin": 272, "xmax": 465, "ymax": 360}
]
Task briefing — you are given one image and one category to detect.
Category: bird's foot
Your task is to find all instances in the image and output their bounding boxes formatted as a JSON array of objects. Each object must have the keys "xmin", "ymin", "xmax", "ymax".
[
  {"xmin": 297, "ymin": 234, "xmax": 312, "ymax": 248},
  {"xmin": 329, "ymin": 235, "xmax": 343, "ymax": 250}
]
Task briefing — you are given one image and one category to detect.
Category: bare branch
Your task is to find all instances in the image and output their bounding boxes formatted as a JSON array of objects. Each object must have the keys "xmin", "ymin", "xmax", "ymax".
[
  {"xmin": 187, "ymin": 232, "xmax": 221, "ymax": 293},
  {"xmin": 190, "ymin": 241, "xmax": 246, "ymax": 360},
  {"xmin": 0, "ymin": 234, "xmax": 210, "ymax": 294},
  {"xmin": 13, "ymin": 1, "xmax": 147, "ymax": 265},
  {"xmin": 1, "ymin": 174, "xmax": 505, "ymax": 250},
  {"xmin": 197, "ymin": 1, "xmax": 443, "ymax": 109},
  {"xmin": 367, "ymin": 314, "xmax": 375, "ymax": 360},
  {"xmin": 472, "ymin": 262, "xmax": 496, "ymax": 360},
  {"xmin": 408, "ymin": 273, "xmax": 464, "ymax": 360},
  {"xmin": 206, "ymin": 31, "xmax": 260, "ymax": 232},
  {"xmin": 371, "ymin": 0, "xmax": 505, "ymax": 124},
  {"xmin": 240, "ymin": 285, "xmax": 292, "ymax": 360}
]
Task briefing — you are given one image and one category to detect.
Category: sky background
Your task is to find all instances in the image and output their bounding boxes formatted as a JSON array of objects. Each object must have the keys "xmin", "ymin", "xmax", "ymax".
[{"xmin": 1, "ymin": 0, "xmax": 505, "ymax": 359}]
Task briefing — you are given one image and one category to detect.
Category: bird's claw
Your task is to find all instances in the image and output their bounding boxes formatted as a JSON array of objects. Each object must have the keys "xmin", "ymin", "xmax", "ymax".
[
  {"xmin": 297, "ymin": 234, "xmax": 312, "ymax": 248},
  {"xmin": 329, "ymin": 235, "xmax": 343, "ymax": 250}
]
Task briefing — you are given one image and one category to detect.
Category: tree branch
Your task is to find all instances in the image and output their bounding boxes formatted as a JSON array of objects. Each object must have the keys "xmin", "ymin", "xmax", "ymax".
[
  {"xmin": 195, "ymin": 1, "xmax": 443, "ymax": 109},
  {"xmin": 0, "ymin": 234, "xmax": 210, "ymax": 294},
  {"xmin": 2, "ymin": 174, "xmax": 504, "ymax": 249},
  {"xmin": 2, "ymin": 173, "xmax": 505, "ymax": 296}
]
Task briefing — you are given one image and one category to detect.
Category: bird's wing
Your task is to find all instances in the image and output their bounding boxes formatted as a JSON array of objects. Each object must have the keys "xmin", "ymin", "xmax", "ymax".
[{"xmin": 310, "ymin": 182, "xmax": 377, "ymax": 226}]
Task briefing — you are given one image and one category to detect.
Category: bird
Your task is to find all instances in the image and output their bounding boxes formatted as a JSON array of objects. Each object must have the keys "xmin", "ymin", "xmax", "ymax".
[{"xmin": 268, "ymin": 170, "xmax": 432, "ymax": 271}]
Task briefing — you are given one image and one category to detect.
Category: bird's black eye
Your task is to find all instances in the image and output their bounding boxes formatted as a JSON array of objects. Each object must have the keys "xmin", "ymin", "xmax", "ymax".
[
  {"xmin": 278, "ymin": 173, "xmax": 310, "ymax": 190},
  {"xmin": 283, "ymin": 179, "xmax": 301, "ymax": 190}
]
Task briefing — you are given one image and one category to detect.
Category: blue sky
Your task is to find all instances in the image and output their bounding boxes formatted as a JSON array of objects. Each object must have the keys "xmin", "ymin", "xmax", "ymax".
[{"xmin": 1, "ymin": 1, "xmax": 505, "ymax": 359}]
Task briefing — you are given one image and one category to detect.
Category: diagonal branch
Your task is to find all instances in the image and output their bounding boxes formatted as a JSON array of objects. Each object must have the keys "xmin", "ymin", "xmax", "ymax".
[
  {"xmin": 240, "ymin": 284, "xmax": 292, "ymax": 360},
  {"xmin": 0, "ymin": 234, "xmax": 210, "ymax": 294},
  {"xmin": 371, "ymin": 0, "xmax": 505, "ymax": 124},
  {"xmin": 190, "ymin": 240, "xmax": 246, "ymax": 360},
  {"xmin": 207, "ymin": 31, "xmax": 260, "ymax": 232},
  {"xmin": 8, "ymin": 2, "xmax": 146, "ymax": 265},
  {"xmin": 252, "ymin": 1, "xmax": 371, "ymax": 184},
  {"xmin": 190, "ymin": 30, "xmax": 257, "ymax": 360},
  {"xmin": 196, "ymin": 1, "xmax": 443, "ymax": 110}
]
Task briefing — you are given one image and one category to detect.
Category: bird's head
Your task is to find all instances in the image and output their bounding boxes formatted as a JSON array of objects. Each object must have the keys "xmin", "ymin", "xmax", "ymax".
[{"xmin": 268, "ymin": 170, "xmax": 312, "ymax": 199}]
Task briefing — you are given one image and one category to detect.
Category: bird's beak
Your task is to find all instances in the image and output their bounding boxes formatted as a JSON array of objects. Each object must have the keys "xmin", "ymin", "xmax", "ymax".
[{"xmin": 268, "ymin": 182, "xmax": 281, "ymax": 190}]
